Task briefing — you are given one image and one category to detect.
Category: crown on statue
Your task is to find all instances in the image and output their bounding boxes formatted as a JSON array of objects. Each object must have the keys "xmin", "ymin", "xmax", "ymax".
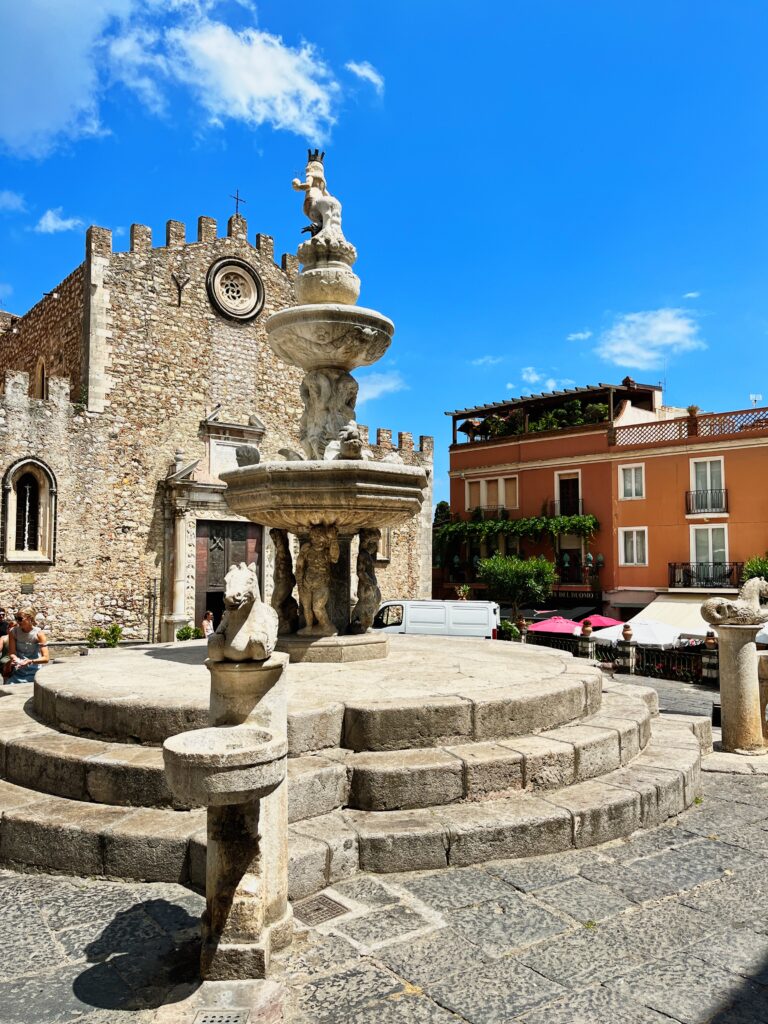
[{"xmin": 307, "ymin": 148, "xmax": 325, "ymax": 163}]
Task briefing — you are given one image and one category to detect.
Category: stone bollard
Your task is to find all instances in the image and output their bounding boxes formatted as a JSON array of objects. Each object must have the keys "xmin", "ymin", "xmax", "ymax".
[
  {"xmin": 578, "ymin": 636, "xmax": 596, "ymax": 660},
  {"xmin": 715, "ymin": 624, "xmax": 768, "ymax": 754},
  {"xmin": 616, "ymin": 639, "xmax": 636, "ymax": 675},
  {"xmin": 701, "ymin": 644, "xmax": 720, "ymax": 687}
]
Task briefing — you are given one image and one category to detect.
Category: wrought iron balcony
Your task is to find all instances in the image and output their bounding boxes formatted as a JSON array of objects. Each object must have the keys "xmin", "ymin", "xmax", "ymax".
[
  {"xmin": 668, "ymin": 561, "xmax": 743, "ymax": 588},
  {"xmin": 547, "ymin": 498, "xmax": 584, "ymax": 517},
  {"xmin": 685, "ymin": 489, "xmax": 728, "ymax": 514}
]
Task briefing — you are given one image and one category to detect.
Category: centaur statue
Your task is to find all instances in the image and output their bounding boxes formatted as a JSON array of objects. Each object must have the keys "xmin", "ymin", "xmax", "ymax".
[{"xmin": 292, "ymin": 149, "xmax": 346, "ymax": 244}]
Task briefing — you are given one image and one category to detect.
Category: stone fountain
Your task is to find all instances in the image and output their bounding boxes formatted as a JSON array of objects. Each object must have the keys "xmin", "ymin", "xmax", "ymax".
[
  {"xmin": 164, "ymin": 561, "xmax": 292, "ymax": 982},
  {"xmin": 221, "ymin": 150, "xmax": 427, "ymax": 662}
]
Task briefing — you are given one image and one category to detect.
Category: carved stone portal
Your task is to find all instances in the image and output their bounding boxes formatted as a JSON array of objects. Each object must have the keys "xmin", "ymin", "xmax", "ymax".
[
  {"xmin": 270, "ymin": 528, "xmax": 300, "ymax": 635},
  {"xmin": 351, "ymin": 528, "xmax": 381, "ymax": 633},
  {"xmin": 295, "ymin": 524, "xmax": 341, "ymax": 636}
]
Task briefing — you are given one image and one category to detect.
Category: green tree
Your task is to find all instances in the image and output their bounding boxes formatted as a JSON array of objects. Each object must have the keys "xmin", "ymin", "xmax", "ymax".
[
  {"xmin": 433, "ymin": 500, "xmax": 451, "ymax": 526},
  {"xmin": 742, "ymin": 554, "xmax": 768, "ymax": 582},
  {"xmin": 476, "ymin": 554, "xmax": 557, "ymax": 617}
]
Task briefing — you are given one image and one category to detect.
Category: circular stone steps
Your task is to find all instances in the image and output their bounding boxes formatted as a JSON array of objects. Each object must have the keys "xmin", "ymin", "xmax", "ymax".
[{"xmin": 0, "ymin": 637, "xmax": 710, "ymax": 898}]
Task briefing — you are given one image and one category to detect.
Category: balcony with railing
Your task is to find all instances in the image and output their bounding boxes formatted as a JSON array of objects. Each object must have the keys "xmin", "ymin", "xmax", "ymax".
[
  {"xmin": 685, "ymin": 489, "xmax": 728, "ymax": 514},
  {"xmin": 547, "ymin": 498, "xmax": 584, "ymax": 517},
  {"xmin": 668, "ymin": 561, "xmax": 743, "ymax": 589}
]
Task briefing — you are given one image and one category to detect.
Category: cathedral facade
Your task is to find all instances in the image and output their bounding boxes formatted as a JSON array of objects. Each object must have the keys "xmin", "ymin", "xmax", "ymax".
[{"xmin": 0, "ymin": 214, "xmax": 432, "ymax": 641}]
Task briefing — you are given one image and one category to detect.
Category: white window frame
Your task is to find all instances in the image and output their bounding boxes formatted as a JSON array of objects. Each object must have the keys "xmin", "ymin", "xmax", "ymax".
[
  {"xmin": 618, "ymin": 462, "xmax": 645, "ymax": 500},
  {"xmin": 553, "ymin": 468, "xmax": 582, "ymax": 513},
  {"xmin": 3, "ymin": 458, "xmax": 57, "ymax": 564},
  {"xmin": 689, "ymin": 455, "xmax": 725, "ymax": 493},
  {"xmin": 500, "ymin": 475, "xmax": 519, "ymax": 510},
  {"xmin": 618, "ymin": 527, "xmax": 648, "ymax": 566},
  {"xmin": 689, "ymin": 524, "xmax": 729, "ymax": 564}
]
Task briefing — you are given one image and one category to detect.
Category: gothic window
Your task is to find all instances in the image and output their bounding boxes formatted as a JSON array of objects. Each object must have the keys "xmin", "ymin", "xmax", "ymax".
[
  {"xmin": 33, "ymin": 357, "xmax": 48, "ymax": 400},
  {"xmin": 3, "ymin": 460, "xmax": 57, "ymax": 563}
]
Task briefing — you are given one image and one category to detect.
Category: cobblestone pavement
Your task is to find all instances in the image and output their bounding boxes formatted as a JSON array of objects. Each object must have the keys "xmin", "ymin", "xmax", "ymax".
[
  {"xmin": 1, "ymin": 768, "xmax": 767, "ymax": 1023},
  {"xmin": 625, "ymin": 673, "xmax": 719, "ymax": 718}
]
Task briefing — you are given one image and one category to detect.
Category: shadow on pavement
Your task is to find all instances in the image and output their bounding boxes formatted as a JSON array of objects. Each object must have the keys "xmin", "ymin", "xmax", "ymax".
[
  {"xmin": 135, "ymin": 643, "xmax": 208, "ymax": 666},
  {"xmin": 72, "ymin": 899, "xmax": 201, "ymax": 1010}
]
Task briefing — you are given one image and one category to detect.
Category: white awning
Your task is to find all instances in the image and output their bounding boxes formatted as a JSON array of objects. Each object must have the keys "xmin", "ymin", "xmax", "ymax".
[{"xmin": 633, "ymin": 594, "xmax": 712, "ymax": 637}]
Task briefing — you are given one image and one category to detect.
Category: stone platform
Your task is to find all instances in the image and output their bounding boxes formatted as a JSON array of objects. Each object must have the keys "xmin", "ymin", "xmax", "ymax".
[{"xmin": 0, "ymin": 636, "xmax": 710, "ymax": 898}]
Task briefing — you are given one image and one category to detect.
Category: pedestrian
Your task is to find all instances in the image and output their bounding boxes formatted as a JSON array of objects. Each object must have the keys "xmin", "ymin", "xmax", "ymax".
[
  {"xmin": 0, "ymin": 608, "xmax": 9, "ymax": 640},
  {"xmin": 7, "ymin": 607, "xmax": 48, "ymax": 684},
  {"xmin": 201, "ymin": 610, "xmax": 215, "ymax": 638}
]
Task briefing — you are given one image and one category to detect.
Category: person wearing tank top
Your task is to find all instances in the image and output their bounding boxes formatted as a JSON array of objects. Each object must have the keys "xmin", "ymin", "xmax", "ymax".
[{"xmin": 8, "ymin": 608, "xmax": 49, "ymax": 684}]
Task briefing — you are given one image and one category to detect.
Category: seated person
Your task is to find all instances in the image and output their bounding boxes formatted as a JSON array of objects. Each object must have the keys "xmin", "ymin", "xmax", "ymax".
[{"xmin": 7, "ymin": 608, "xmax": 48, "ymax": 684}]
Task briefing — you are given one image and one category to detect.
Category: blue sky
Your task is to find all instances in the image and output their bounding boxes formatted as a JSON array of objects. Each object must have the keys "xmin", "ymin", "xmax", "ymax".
[{"xmin": 1, "ymin": 1, "xmax": 768, "ymax": 503}]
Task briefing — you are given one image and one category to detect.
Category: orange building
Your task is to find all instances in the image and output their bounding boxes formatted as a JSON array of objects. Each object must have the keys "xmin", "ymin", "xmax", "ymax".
[{"xmin": 439, "ymin": 378, "xmax": 768, "ymax": 628}]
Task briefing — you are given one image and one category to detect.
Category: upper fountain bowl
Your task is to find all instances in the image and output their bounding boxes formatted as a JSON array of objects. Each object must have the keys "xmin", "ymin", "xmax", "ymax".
[
  {"xmin": 266, "ymin": 304, "xmax": 394, "ymax": 372},
  {"xmin": 220, "ymin": 459, "xmax": 427, "ymax": 533},
  {"xmin": 163, "ymin": 725, "xmax": 287, "ymax": 807}
]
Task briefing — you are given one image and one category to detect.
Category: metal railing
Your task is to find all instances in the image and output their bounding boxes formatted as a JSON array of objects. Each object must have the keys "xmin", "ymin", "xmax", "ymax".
[
  {"xmin": 685, "ymin": 489, "xmax": 728, "ymax": 514},
  {"xmin": 547, "ymin": 498, "xmax": 584, "ymax": 517},
  {"xmin": 525, "ymin": 632, "xmax": 581, "ymax": 654},
  {"xmin": 635, "ymin": 645, "xmax": 705, "ymax": 684},
  {"xmin": 668, "ymin": 561, "xmax": 743, "ymax": 588}
]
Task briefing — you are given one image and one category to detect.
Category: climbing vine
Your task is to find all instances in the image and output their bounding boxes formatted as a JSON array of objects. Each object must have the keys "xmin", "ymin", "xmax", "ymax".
[{"xmin": 433, "ymin": 513, "xmax": 600, "ymax": 554}]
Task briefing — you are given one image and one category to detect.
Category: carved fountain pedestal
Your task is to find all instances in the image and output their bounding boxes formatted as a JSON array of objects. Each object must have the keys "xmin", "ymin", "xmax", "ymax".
[{"xmin": 221, "ymin": 151, "xmax": 427, "ymax": 663}]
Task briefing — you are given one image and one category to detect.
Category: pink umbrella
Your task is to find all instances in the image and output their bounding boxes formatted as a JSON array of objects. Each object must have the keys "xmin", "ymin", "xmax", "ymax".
[
  {"xmin": 527, "ymin": 616, "xmax": 581, "ymax": 634},
  {"xmin": 579, "ymin": 614, "xmax": 623, "ymax": 629}
]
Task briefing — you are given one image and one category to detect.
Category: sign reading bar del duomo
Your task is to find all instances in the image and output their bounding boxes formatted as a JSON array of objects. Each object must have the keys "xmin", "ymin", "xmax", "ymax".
[{"xmin": 0, "ymin": 213, "xmax": 432, "ymax": 641}]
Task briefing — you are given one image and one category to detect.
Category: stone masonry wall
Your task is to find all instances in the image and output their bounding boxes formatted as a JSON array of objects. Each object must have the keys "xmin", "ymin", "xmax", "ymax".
[
  {"xmin": 0, "ymin": 267, "xmax": 85, "ymax": 400},
  {"xmin": 0, "ymin": 216, "xmax": 433, "ymax": 639}
]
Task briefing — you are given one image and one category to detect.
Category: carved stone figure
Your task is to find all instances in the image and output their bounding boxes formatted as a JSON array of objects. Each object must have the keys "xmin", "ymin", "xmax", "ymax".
[
  {"xmin": 701, "ymin": 576, "xmax": 768, "ymax": 626},
  {"xmin": 235, "ymin": 444, "xmax": 260, "ymax": 467},
  {"xmin": 295, "ymin": 524, "xmax": 340, "ymax": 636},
  {"xmin": 351, "ymin": 528, "xmax": 381, "ymax": 633},
  {"xmin": 207, "ymin": 562, "xmax": 279, "ymax": 662},
  {"xmin": 292, "ymin": 150, "xmax": 345, "ymax": 245},
  {"xmin": 300, "ymin": 368, "xmax": 358, "ymax": 459},
  {"xmin": 269, "ymin": 528, "xmax": 300, "ymax": 634}
]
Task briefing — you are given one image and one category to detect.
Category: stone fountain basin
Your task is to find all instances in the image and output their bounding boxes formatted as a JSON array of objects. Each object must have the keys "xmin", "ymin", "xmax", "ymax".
[
  {"xmin": 266, "ymin": 304, "xmax": 394, "ymax": 372},
  {"xmin": 220, "ymin": 459, "xmax": 427, "ymax": 533},
  {"xmin": 163, "ymin": 725, "xmax": 287, "ymax": 807}
]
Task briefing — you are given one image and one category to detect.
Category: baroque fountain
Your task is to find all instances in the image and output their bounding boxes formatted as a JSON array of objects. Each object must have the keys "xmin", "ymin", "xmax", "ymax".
[{"xmin": 163, "ymin": 151, "xmax": 429, "ymax": 985}]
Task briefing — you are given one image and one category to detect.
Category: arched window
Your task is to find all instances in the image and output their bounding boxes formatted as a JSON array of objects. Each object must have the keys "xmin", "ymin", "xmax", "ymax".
[
  {"xmin": 3, "ymin": 460, "xmax": 57, "ymax": 564},
  {"xmin": 14, "ymin": 473, "xmax": 39, "ymax": 551},
  {"xmin": 33, "ymin": 357, "xmax": 48, "ymax": 400}
]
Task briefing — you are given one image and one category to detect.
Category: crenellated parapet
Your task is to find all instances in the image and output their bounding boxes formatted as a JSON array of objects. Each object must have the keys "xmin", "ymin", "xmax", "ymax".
[{"xmin": 357, "ymin": 425, "xmax": 434, "ymax": 459}]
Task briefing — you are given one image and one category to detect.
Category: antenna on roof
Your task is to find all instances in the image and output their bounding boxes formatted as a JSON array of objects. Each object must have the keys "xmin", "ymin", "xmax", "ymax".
[{"xmin": 750, "ymin": 393, "xmax": 763, "ymax": 407}]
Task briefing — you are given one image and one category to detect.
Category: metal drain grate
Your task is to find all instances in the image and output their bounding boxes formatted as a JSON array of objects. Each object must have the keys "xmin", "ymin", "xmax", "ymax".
[
  {"xmin": 293, "ymin": 893, "xmax": 349, "ymax": 926},
  {"xmin": 193, "ymin": 1012, "xmax": 250, "ymax": 1024}
]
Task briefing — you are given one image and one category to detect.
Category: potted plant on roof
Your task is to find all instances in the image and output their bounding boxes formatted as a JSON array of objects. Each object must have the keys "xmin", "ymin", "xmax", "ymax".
[{"xmin": 686, "ymin": 404, "xmax": 700, "ymax": 437}]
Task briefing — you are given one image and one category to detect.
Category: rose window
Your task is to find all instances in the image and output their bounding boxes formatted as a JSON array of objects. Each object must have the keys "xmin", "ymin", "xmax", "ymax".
[{"xmin": 206, "ymin": 259, "xmax": 265, "ymax": 322}]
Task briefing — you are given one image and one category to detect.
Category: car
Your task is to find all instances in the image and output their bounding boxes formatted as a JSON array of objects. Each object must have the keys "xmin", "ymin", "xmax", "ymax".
[{"xmin": 371, "ymin": 599, "xmax": 501, "ymax": 639}]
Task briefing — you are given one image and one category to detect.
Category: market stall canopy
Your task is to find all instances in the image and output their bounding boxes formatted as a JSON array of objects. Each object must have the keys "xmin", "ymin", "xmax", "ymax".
[
  {"xmin": 591, "ymin": 619, "xmax": 681, "ymax": 647},
  {"xmin": 630, "ymin": 594, "xmax": 711, "ymax": 638},
  {"xmin": 527, "ymin": 616, "xmax": 581, "ymax": 634}
]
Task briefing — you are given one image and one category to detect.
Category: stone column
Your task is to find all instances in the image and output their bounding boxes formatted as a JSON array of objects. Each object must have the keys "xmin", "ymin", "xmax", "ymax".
[
  {"xmin": 163, "ymin": 505, "xmax": 190, "ymax": 640},
  {"xmin": 715, "ymin": 624, "xmax": 768, "ymax": 754},
  {"xmin": 616, "ymin": 639, "xmax": 636, "ymax": 675},
  {"xmin": 204, "ymin": 656, "xmax": 293, "ymax": 978},
  {"xmin": 578, "ymin": 635, "xmax": 596, "ymax": 660}
]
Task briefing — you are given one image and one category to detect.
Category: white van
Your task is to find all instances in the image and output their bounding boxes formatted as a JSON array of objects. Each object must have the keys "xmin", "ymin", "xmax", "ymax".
[{"xmin": 372, "ymin": 600, "xmax": 501, "ymax": 639}]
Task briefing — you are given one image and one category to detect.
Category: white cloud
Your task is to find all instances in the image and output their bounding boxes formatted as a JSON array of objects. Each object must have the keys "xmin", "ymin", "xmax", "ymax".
[
  {"xmin": 0, "ymin": 3, "xmax": 344, "ymax": 157},
  {"xmin": 0, "ymin": 190, "xmax": 25, "ymax": 212},
  {"xmin": 356, "ymin": 371, "xmax": 408, "ymax": 404},
  {"xmin": 566, "ymin": 330, "xmax": 592, "ymax": 341},
  {"xmin": 34, "ymin": 207, "xmax": 84, "ymax": 233},
  {"xmin": 596, "ymin": 308, "xmax": 705, "ymax": 370},
  {"xmin": 470, "ymin": 355, "xmax": 502, "ymax": 366},
  {"xmin": 505, "ymin": 382, "xmax": 516, "ymax": 391},
  {"xmin": 164, "ymin": 21, "xmax": 338, "ymax": 139},
  {"xmin": 521, "ymin": 366, "xmax": 542, "ymax": 385},
  {"xmin": 683, "ymin": 291, "xmax": 701, "ymax": 299},
  {"xmin": 345, "ymin": 60, "xmax": 384, "ymax": 95}
]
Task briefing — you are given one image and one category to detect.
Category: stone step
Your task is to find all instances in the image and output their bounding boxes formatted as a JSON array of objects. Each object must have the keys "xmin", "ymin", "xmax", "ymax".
[
  {"xmin": 0, "ymin": 776, "xmax": 357, "ymax": 899},
  {"xmin": 0, "ymin": 695, "xmax": 349, "ymax": 821},
  {"xmin": 342, "ymin": 717, "xmax": 706, "ymax": 873},
  {"xmin": 340, "ymin": 692, "xmax": 653, "ymax": 810},
  {"xmin": 0, "ymin": 717, "xmax": 707, "ymax": 893},
  {"xmin": 33, "ymin": 659, "xmax": 605, "ymax": 753}
]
